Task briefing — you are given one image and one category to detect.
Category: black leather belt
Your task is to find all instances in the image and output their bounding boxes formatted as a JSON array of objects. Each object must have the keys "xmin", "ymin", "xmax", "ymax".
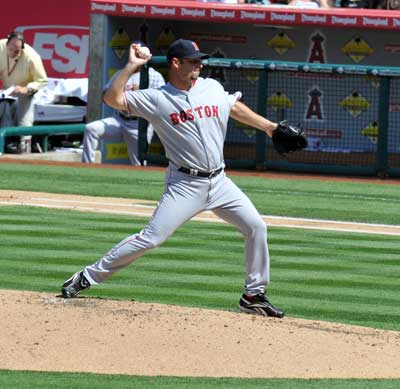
[
  {"xmin": 178, "ymin": 166, "xmax": 223, "ymax": 178},
  {"xmin": 119, "ymin": 112, "xmax": 137, "ymax": 120}
]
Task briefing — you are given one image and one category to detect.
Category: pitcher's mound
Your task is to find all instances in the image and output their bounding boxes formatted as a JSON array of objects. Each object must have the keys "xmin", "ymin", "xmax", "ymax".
[{"xmin": 1, "ymin": 289, "xmax": 399, "ymax": 378}]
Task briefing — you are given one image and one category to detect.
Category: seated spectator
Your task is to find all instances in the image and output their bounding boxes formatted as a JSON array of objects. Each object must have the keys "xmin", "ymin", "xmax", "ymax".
[
  {"xmin": 0, "ymin": 31, "xmax": 47, "ymax": 126},
  {"xmin": 243, "ymin": 0, "xmax": 271, "ymax": 4},
  {"xmin": 339, "ymin": 0, "xmax": 381, "ymax": 7},
  {"xmin": 196, "ymin": 0, "xmax": 240, "ymax": 3},
  {"xmin": 288, "ymin": 0, "xmax": 333, "ymax": 8},
  {"xmin": 0, "ymin": 30, "xmax": 47, "ymax": 152}
]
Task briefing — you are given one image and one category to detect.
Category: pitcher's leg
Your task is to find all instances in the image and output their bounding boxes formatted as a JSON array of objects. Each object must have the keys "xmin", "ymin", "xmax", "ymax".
[
  {"xmin": 83, "ymin": 175, "xmax": 206, "ymax": 284},
  {"xmin": 210, "ymin": 177, "xmax": 269, "ymax": 295}
]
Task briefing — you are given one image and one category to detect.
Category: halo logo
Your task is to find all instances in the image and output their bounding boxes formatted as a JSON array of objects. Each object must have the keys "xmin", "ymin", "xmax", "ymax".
[{"xmin": 16, "ymin": 25, "xmax": 89, "ymax": 78}]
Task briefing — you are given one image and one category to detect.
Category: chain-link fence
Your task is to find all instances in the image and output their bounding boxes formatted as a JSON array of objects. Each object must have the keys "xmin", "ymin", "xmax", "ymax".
[{"xmin": 141, "ymin": 58, "xmax": 400, "ymax": 177}]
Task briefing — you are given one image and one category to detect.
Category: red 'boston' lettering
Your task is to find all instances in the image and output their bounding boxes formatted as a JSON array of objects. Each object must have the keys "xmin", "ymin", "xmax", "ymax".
[
  {"xmin": 170, "ymin": 113, "xmax": 179, "ymax": 125},
  {"xmin": 187, "ymin": 109, "xmax": 194, "ymax": 120},
  {"xmin": 180, "ymin": 111, "xmax": 187, "ymax": 122},
  {"xmin": 169, "ymin": 105, "xmax": 220, "ymax": 125},
  {"xmin": 194, "ymin": 106, "xmax": 203, "ymax": 118}
]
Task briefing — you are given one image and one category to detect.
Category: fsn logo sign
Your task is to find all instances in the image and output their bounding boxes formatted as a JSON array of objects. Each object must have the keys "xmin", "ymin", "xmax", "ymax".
[{"xmin": 17, "ymin": 25, "xmax": 89, "ymax": 78}]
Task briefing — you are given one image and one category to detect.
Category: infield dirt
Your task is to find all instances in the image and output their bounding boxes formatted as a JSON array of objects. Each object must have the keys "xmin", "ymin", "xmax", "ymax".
[{"xmin": 1, "ymin": 289, "xmax": 400, "ymax": 378}]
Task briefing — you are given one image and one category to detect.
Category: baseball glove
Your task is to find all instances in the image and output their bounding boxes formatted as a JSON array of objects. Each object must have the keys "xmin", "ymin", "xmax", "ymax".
[{"xmin": 272, "ymin": 121, "xmax": 308, "ymax": 155}]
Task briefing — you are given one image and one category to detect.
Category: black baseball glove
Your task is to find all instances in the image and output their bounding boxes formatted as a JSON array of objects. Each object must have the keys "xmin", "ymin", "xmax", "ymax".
[{"xmin": 272, "ymin": 121, "xmax": 308, "ymax": 155}]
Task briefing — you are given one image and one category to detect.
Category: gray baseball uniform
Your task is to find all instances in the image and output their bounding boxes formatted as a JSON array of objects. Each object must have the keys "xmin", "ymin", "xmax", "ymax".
[
  {"xmin": 82, "ymin": 67, "xmax": 165, "ymax": 164},
  {"xmin": 83, "ymin": 76, "xmax": 270, "ymax": 295}
]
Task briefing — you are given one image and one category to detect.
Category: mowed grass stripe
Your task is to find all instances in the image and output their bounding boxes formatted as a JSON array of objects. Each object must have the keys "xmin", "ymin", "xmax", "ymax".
[
  {"xmin": 0, "ymin": 205, "xmax": 399, "ymax": 331},
  {"xmin": 1, "ymin": 162, "xmax": 400, "ymax": 225},
  {"xmin": 0, "ymin": 370, "xmax": 400, "ymax": 389}
]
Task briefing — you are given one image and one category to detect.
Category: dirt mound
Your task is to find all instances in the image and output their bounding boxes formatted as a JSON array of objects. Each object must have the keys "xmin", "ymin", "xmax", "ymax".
[{"xmin": 1, "ymin": 290, "xmax": 400, "ymax": 378}]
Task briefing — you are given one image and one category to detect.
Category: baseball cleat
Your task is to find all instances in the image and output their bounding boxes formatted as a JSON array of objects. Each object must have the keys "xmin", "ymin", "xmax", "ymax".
[
  {"xmin": 239, "ymin": 293, "xmax": 284, "ymax": 318},
  {"xmin": 61, "ymin": 271, "xmax": 90, "ymax": 298}
]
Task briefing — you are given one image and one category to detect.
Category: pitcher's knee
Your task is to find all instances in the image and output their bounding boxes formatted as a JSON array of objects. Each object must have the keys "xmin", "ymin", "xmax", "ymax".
[
  {"xmin": 244, "ymin": 218, "xmax": 267, "ymax": 238},
  {"xmin": 140, "ymin": 232, "xmax": 169, "ymax": 249}
]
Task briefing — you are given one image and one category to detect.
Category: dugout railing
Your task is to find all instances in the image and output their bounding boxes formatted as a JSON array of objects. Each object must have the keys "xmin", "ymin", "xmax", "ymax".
[
  {"xmin": 0, "ymin": 124, "xmax": 85, "ymax": 154},
  {"xmin": 139, "ymin": 57, "xmax": 400, "ymax": 178}
]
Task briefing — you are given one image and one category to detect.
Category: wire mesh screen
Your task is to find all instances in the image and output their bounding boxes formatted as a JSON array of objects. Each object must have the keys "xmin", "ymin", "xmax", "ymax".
[
  {"xmin": 144, "ymin": 58, "xmax": 400, "ymax": 177},
  {"xmin": 203, "ymin": 67, "xmax": 261, "ymax": 162},
  {"xmin": 264, "ymin": 71, "xmax": 380, "ymax": 167},
  {"xmin": 388, "ymin": 77, "xmax": 400, "ymax": 171}
]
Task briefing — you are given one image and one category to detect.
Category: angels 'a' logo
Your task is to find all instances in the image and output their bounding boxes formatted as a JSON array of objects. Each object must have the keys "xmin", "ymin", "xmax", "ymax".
[
  {"xmin": 306, "ymin": 87, "xmax": 323, "ymax": 120},
  {"xmin": 307, "ymin": 32, "xmax": 327, "ymax": 64}
]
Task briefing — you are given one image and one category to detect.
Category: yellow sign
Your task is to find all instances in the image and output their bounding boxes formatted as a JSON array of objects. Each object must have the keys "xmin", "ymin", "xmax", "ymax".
[
  {"xmin": 156, "ymin": 27, "xmax": 176, "ymax": 54},
  {"xmin": 363, "ymin": 75, "xmax": 380, "ymax": 89},
  {"xmin": 267, "ymin": 32, "xmax": 295, "ymax": 55},
  {"xmin": 361, "ymin": 121, "xmax": 379, "ymax": 143},
  {"xmin": 241, "ymin": 69, "xmax": 259, "ymax": 83},
  {"xmin": 267, "ymin": 92, "xmax": 293, "ymax": 111},
  {"xmin": 109, "ymin": 28, "xmax": 131, "ymax": 59},
  {"xmin": 105, "ymin": 143, "xmax": 129, "ymax": 160},
  {"xmin": 108, "ymin": 68, "xmax": 118, "ymax": 79},
  {"xmin": 235, "ymin": 122, "xmax": 256, "ymax": 138},
  {"xmin": 342, "ymin": 37, "xmax": 373, "ymax": 63},
  {"xmin": 339, "ymin": 92, "xmax": 371, "ymax": 117}
]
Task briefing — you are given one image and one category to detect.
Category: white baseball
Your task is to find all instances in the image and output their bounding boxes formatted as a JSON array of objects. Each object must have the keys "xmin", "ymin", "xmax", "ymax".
[{"xmin": 137, "ymin": 46, "xmax": 150, "ymax": 59}]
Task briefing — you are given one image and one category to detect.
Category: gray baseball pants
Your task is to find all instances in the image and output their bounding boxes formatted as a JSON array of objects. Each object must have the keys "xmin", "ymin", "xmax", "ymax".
[
  {"xmin": 82, "ymin": 116, "xmax": 140, "ymax": 165},
  {"xmin": 84, "ymin": 166, "xmax": 270, "ymax": 295}
]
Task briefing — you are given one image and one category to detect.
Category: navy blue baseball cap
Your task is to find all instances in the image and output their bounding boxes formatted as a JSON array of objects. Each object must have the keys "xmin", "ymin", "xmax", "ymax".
[{"xmin": 167, "ymin": 39, "xmax": 210, "ymax": 61}]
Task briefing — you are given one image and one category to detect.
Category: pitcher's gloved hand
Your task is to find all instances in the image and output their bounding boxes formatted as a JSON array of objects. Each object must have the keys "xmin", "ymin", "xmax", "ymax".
[{"xmin": 272, "ymin": 121, "xmax": 308, "ymax": 154}]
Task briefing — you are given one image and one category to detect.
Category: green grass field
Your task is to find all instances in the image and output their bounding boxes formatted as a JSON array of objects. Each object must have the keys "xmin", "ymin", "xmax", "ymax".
[
  {"xmin": 0, "ymin": 162, "xmax": 399, "ymax": 388},
  {"xmin": 1, "ymin": 370, "xmax": 399, "ymax": 389},
  {"xmin": 0, "ymin": 162, "xmax": 399, "ymax": 224}
]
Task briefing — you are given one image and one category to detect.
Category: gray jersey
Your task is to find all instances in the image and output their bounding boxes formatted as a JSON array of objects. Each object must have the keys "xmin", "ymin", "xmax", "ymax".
[
  {"xmin": 108, "ymin": 68, "xmax": 165, "ymax": 127},
  {"xmin": 124, "ymin": 77, "xmax": 239, "ymax": 171},
  {"xmin": 106, "ymin": 67, "xmax": 165, "ymax": 93}
]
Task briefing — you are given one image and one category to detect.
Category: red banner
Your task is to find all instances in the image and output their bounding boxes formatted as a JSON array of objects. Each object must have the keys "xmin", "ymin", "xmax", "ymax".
[
  {"xmin": 90, "ymin": 0, "xmax": 400, "ymax": 31},
  {"xmin": 1, "ymin": 0, "xmax": 90, "ymax": 78}
]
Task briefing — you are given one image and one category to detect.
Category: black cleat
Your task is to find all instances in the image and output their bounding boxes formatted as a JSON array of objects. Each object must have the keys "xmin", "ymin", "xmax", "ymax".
[
  {"xmin": 61, "ymin": 271, "xmax": 90, "ymax": 298},
  {"xmin": 239, "ymin": 293, "xmax": 285, "ymax": 318}
]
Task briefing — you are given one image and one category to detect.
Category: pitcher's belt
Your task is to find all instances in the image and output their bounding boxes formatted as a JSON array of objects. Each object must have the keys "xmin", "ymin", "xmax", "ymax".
[{"xmin": 178, "ymin": 166, "xmax": 223, "ymax": 178}]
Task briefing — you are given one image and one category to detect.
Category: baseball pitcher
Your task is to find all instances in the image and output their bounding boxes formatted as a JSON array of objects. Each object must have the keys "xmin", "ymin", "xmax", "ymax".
[{"xmin": 62, "ymin": 39, "xmax": 307, "ymax": 318}]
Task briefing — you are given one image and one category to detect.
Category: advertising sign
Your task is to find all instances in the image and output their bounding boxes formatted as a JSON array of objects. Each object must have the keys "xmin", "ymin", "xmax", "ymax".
[{"xmin": 1, "ymin": 0, "xmax": 90, "ymax": 78}]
